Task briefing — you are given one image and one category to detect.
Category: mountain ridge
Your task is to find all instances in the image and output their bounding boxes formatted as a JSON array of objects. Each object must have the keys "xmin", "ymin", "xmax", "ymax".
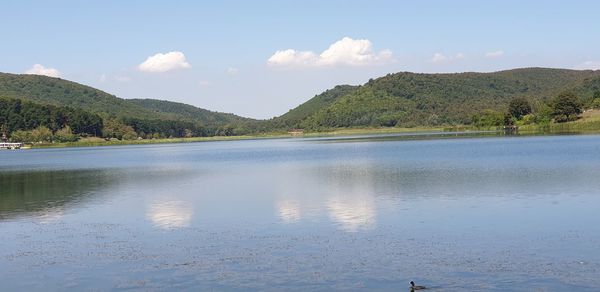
[{"xmin": 2, "ymin": 67, "xmax": 600, "ymax": 136}]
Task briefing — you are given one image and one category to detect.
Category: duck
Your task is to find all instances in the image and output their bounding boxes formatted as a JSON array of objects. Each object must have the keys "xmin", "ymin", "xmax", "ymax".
[{"xmin": 410, "ymin": 281, "xmax": 426, "ymax": 290}]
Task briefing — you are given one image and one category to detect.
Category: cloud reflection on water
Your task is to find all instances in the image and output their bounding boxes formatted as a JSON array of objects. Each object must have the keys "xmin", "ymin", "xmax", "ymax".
[
  {"xmin": 276, "ymin": 200, "xmax": 302, "ymax": 223},
  {"xmin": 274, "ymin": 161, "xmax": 380, "ymax": 232},
  {"xmin": 326, "ymin": 196, "xmax": 376, "ymax": 232},
  {"xmin": 34, "ymin": 208, "xmax": 65, "ymax": 224},
  {"xmin": 147, "ymin": 200, "xmax": 194, "ymax": 229}
]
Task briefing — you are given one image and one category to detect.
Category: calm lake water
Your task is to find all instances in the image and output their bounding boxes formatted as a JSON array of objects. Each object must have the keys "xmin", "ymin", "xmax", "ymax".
[{"xmin": 1, "ymin": 133, "xmax": 600, "ymax": 291}]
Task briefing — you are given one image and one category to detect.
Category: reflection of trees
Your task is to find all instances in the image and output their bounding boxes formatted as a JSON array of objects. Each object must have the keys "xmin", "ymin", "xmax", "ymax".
[
  {"xmin": 0, "ymin": 169, "xmax": 121, "ymax": 221},
  {"xmin": 0, "ymin": 167, "xmax": 196, "ymax": 221}
]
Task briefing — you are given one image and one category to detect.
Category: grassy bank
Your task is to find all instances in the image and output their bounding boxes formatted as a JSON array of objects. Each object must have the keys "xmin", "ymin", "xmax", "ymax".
[
  {"xmin": 519, "ymin": 109, "xmax": 600, "ymax": 133},
  {"xmin": 30, "ymin": 134, "xmax": 281, "ymax": 148},
  {"xmin": 29, "ymin": 126, "xmax": 457, "ymax": 148}
]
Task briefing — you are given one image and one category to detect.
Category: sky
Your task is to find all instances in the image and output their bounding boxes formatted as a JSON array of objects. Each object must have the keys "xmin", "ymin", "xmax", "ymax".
[{"xmin": 1, "ymin": 0, "xmax": 600, "ymax": 119}]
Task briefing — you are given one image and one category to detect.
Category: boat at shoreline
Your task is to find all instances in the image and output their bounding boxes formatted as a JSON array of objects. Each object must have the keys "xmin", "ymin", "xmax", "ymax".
[{"xmin": 0, "ymin": 142, "xmax": 25, "ymax": 150}]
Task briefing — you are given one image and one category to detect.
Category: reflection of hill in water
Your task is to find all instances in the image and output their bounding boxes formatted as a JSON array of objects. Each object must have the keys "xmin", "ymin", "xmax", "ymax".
[
  {"xmin": 0, "ymin": 169, "xmax": 117, "ymax": 220},
  {"xmin": 0, "ymin": 167, "xmax": 194, "ymax": 221}
]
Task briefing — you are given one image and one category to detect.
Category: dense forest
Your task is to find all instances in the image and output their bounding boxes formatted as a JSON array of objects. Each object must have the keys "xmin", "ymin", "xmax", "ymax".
[
  {"xmin": 0, "ymin": 97, "xmax": 103, "ymax": 142},
  {"xmin": 2, "ymin": 68, "xmax": 600, "ymax": 143},
  {"xmin": 0, "ymin": 72, "xmax": 254, "ymax": 141},
  {"xmin": 270, "ymin": 68, "xmax": 600, "ymax": 130}
]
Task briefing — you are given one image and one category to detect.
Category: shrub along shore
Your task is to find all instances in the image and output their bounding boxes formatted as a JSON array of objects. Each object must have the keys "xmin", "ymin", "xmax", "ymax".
[{"xmin": 22, "ymin": 114, "xmax": 600, "ymax": 149}]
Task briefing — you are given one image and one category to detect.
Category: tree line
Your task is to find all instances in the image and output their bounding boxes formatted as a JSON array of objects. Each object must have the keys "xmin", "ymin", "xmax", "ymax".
[
  {"xmin": 1, "ymin": 97, "xmax": 238, "ymax": 143},
  {"xmin": 1, "ymin": 97, "xmax": 103, "ymax": 142},
  {"xmin": 472, "ymin": 91, "xmax": 598, "ymax": 128}
]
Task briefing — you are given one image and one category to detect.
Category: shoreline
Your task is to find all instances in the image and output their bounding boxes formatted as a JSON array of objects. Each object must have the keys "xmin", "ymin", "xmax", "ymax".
[
  {"xmin": 18, "ymin": 123, "xmax": 600, "ymax": 149},
  {"xmin": 27, "ymin": 126, "xmax": 449, "ymax": 149}
]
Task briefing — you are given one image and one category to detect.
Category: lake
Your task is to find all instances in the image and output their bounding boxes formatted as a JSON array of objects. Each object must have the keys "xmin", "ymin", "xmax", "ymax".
[{"xmin": 1, "ymin": 133, "xmax": 600, "ymax": 291}]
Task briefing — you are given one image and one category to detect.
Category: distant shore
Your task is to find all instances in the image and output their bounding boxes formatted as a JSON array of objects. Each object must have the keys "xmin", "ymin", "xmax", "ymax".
[
  {"xmin": 21, "ymin": 117, "xmax": 600, "ymax": 149},
  {"xmin": 17, "ymin": 109, "xmax": 600, "ymax": 149},
  {"xmin": 27, "ymin": 126, "xmax": 449, "ymax": 149}
]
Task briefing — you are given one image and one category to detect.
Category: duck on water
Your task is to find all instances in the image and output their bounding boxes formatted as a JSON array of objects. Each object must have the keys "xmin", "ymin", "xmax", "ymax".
[{"xmin": 410, "ymin": 281, "xmax": 427, "ymax": 290}]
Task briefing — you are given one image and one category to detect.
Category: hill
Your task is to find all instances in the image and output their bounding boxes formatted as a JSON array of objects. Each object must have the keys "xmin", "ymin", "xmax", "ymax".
[
  {"xmin": 0, "ymin": 73, "xmax": 160, "ymax": 120},
  {"xmin": 0, "ymin": 73, "xmax": 252, "ymax": 124},
  {"xmin": 0, "ymin": 73, "xmax": 253, "ymax": 139},
  {"xmin": 268, "ymin": 85, "xmax": 358, "ymax": 129},
  {"xmin": 0, "ymin": 73, "xmax": 253, "ymax": 136},
  {"xmin": 128, "ymin": 98, "xmax": 253, "ymax": 128},
  {"xmin": 277, "ymin": 68, "xmax": 600, "ymax": 129},
  {"xmin": 3, "ymin": 67, "xmax": 600, "ymax": 140}
]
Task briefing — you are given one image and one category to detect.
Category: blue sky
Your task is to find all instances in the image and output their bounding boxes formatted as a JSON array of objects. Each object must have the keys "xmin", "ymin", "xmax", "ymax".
[{"xmin": 1, "ymin": 0, "xmax": 599, "ymax": 118}]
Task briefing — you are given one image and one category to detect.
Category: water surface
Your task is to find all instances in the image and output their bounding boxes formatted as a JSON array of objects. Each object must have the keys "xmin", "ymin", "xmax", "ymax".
[{"xmin": 1, "ymin": 134, "xmax": 600, "ymax": 291}]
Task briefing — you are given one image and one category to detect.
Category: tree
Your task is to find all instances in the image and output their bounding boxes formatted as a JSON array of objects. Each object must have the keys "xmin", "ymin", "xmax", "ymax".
[
  {"xmin": 10, "ymin": 130, "xmax": 33, "ymax": 142},
  {"xmin": 503, "ymin": 112, "xmax": 515, "ymax": 126},
  {"xmin": 551, "ymin": 92, "xmax": 583, "ymax": 122},
  {"xmin": 31, "ymin": 126, "xmax": 53, "ymax": 143},
  {"xmin": 102, "ymin": 119, "xmax": 136, "ymax": 140},
  {"xmin": 121, "ymin": 127, "xmax": 138, "ymax": 140},
  {"xmin": 508, "ymin": 97, "xmax": 532, "ymax": 119},
  {"xmin": 471, "ymin": 110, "xmax": 504, "ymax": 128},
  {"xmin": 1, "ymin": 124, "xmax": 7, "ymax": 142},
  {"xmin": 54, "ymin": 126, "xmax": 78, "ymax": 142},
  {"xmin": 592, "ymin": 91, "xmax": 600, "ymax": 109}
]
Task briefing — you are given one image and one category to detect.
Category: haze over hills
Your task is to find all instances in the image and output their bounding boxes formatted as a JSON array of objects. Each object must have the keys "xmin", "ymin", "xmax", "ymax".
[{"xmin": 1, "ymin": 68, "xmax": 600, "ymax": 138}]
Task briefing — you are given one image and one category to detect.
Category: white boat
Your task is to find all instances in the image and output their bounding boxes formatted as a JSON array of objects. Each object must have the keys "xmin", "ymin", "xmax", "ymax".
[{"xmin": 0, "ymin": 142, "xmax": 24, "ymax": 149}]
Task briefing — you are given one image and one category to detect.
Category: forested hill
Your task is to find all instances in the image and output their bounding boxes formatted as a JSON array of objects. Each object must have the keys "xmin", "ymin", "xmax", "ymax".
[
  {"xmin": 2, "ymin": 68, "xmax": 600, "ymax": 139},
  {"xmin": 128, "ymin": 98, "xmax": 253, "ymax": 128},
  {"xmin": 0, "ymin": 72, "xmax": 255, "ymax": 139},
  {"xmin": 0, "ymin": 73, "xmax": 159, "ymax": 120},
  {"xmin": 268, "ymin": 85, "xmax": 358, "ymax": 129},
  {"xmin": 275, "ymin": 68, "xmax": 600, "ymax": 130},
  {"xmin": 0, "ymin": 72, "xmax": 252, "ymax": 127}
]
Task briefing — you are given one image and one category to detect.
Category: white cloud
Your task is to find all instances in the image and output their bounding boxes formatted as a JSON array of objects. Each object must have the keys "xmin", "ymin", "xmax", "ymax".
[
  {"xmin": 431, "ymin": 53, "xmax": 448, "ymax": 63},
  {"xmin": 227, "ymin": 67, "xmax": 239, "ymax": 75},
  {"xmin": 485, "ymin": 50, "xmax": 504, "ymax": 58},
  {"xmin": 24, "ymin": 64, "xmax": 61, "ymax": 77},
  {"xmin": 138, "ymin": 51, "xmax": 191, "ymax": 73},
  {"xmin": 431, "ymin": 52, "xmax": 465, "ymax": 63},
  {"xmin": 267, "ymin": 37, "xmax": 392, "ymax": 68},
  {"xmin": 318, "ymin": 37, "xmax": 391, "ymax": 66},
  {"xmin": 99, "ymin": 74, "xmax": 107, "ymax": 83},
  {"xmin": 199, "ymin": 80, "xmax": 211, "ymax": 87},
  {"xmin": 574, "ymin": 61, "xmax": 600, "ymax": 70},
  {"xmin": 267, "ymin": 49, "xmax": 318, "ymax": 67}
]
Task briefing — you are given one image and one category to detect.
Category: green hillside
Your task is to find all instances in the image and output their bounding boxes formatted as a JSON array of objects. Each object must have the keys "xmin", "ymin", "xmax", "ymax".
[
  {"xmin": 128, "ymin": 98, "xmax": 253, "ymax": 128},
  {"xmin": 268, "ymin": 85, "xmax": 358, "ymax": 129},
  {"xmin": 0, "ymin": 73, "xmax": 160, "ymax": 120},
  {"xmin": 0, "ymin": 73, "xmax": 256, "ymax": 139},
  {"xmin": 0, "ymin": 73, "xmax": 252, "ymax": 125},
  {"xmin": 282, "ymin": 68, "xmax": 600, "ymax": 129},
  {"xmin": 2, "ymin": 67, "xmax": 600, "ymax": 142}
]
